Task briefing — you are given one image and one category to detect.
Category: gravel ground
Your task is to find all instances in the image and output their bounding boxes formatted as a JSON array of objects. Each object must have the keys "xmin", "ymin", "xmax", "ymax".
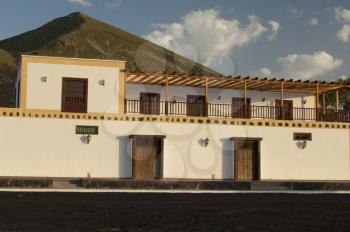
[{"xmin": 0, "ymin": 192, "xmax": 349, "ymax": 232}]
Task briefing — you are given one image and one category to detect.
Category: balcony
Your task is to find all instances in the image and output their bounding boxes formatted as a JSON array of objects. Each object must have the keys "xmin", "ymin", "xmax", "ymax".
[{"xmin": 125, "ymin": 99, "xmax": 350, "ymax": 123}]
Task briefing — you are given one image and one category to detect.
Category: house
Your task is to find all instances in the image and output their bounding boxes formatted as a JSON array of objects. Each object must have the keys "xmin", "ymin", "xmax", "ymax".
[{"xmin": 0, "ymin": 54, "xmax": 350, "ymax": 181}]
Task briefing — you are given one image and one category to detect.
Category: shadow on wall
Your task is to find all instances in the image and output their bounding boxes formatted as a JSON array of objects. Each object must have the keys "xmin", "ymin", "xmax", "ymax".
[
  {"xmin": 116, "ymin": 136, "xmax": 132, "ymax": 178},
  {"xmin": 221, "ymin": 138, "xmax": 234, "ymax": 180}
]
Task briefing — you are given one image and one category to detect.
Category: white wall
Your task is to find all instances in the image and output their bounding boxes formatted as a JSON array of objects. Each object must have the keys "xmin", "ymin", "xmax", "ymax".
[
  {"xmin": 0, "ymin": 116, "xmax": 348, "ymax": 180},
  {"xmin": 126, "ymin": 83, "xmax": 315, "ymax": 108},
  {"xmin": 25, "ymin": 63, "xmax": 120, "ymax": 113}
]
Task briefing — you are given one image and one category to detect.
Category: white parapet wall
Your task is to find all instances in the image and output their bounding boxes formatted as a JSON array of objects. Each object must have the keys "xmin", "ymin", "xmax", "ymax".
[{"xmin": 0, "ymin": 116, "xmax": 349, "ymax": 180}]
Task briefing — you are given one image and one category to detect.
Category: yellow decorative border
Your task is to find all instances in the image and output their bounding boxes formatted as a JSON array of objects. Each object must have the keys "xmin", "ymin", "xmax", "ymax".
[{"xmin": 0, "ymin": 107, "xmax": 349, "ymax": 130}]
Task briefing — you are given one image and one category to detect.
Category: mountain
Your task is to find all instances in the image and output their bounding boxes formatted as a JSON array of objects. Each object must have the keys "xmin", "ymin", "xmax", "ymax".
[
  {"xmin": 0, "ymin": 48, "xmax": 18, "ymax": 107},
  {"xmin": 0, "ymin": 12, "xmax": 220, "ymax": 107}
]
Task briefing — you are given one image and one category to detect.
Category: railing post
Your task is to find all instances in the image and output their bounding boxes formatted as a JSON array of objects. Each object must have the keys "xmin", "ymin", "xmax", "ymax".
[
  {"xmin": 205, "ymin": 76, "xmax": 209, "ymax": 117},
  {"xmin": 315, "ymin": 83, "xmax": 319, "ymax": 121},
  {"xmin": 165, "ymin": 74, "xmax": 169, "ymax": 115}
]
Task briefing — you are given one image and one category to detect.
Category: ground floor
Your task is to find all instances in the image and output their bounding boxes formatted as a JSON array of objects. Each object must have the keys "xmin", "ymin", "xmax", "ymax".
[
  {"xmin": 0, "ymin": 192, "xmax": 349, "ymax": 231},
  {"xmin": 0, "ymin": 116, "xmax": 349, "ymax": 181}
]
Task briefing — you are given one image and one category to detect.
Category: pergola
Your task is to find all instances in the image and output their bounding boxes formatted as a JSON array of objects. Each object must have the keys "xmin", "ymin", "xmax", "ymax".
[{"xmin": 126, "ymin": 72, "xmax": 350, "ymax": 110}]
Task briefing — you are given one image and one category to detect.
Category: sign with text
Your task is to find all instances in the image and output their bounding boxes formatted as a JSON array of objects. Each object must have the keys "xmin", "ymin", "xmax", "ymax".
[{"xmin": 76, "ymin": 125, "xmax": 99, "ymax": 135}]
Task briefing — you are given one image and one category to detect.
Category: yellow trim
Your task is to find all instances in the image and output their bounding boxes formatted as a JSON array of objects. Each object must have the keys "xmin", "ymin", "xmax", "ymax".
[
  {"xmin": 19, "ymin": 55, "xmax": 126, "ymax": 111},
  {"xmin": 0, "ymin": 108, "xmax": 349, "ymax": 130},
  {"xmin": 21, "ymin": 55, "xmax": 126, "ymax": 68},
  {"xmin": 119, "ymin": 71, "xmax": 126, "ymax": 114}
]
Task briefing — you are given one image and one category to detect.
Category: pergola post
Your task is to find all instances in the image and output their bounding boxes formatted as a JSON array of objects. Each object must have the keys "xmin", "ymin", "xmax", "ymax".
[
  {"xmin": 316, "ymin": 83, "xmax": 319, "ymax": 121},
  {"xmin": 322, "ymin": 94, "xmax": 326, "ymax": 109},
  {"xmin": 336, "ymin": 90, "xmax": 339, "ymax": 112},
  {"xmin": 205, "ymin": 76, "xmax": 209, "ymax": 116},
  {"xmin": 165, "ymin": 74, "xmax": 169, "ymax": 115},
  {"xmin": 244, "ymin": 80, "xmax": 247, "ymax": 117},
  {"xmin": 281, "ymin": 82, "xmax": 284, "ymax": 120}
]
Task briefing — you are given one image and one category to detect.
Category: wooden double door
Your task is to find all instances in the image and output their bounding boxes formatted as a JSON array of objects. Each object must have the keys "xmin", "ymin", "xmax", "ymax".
[
  {"xmin": 187, "ymin": 95, "xmax": 206, "ymax": 117},
  {"xmin": 132, "ymin": 136, "xmax": 163, "ymax": 180},
  {"xmin": 275, "ymin": 99, "xmax": 293, "ymax": 120},
  {"xmin": 234, "ymin": 140, "xmax": 260, "ymax": 181},
  {"xmin": 140, "ymin": 93, "xmax": 161, "ymax": 115}
]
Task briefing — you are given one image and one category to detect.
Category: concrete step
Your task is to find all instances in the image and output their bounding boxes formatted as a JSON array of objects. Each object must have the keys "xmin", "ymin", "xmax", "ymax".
[
  {"xmin": 52, "ymin": 179, "xmax": 82, "ymax": 189},
  {"xmin": 250, "ymin": 181, "xmax": 292, "ymax": 191}
]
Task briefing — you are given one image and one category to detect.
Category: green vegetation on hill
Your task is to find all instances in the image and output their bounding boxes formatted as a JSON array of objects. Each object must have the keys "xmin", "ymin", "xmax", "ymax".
[{"xmin": 0, "ymin": 12, "xmax": 220, "ymax": 107}]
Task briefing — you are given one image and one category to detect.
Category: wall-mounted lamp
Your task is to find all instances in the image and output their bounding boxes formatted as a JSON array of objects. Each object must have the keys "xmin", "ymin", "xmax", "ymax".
[
  {"xmin": 302, "ymin": 99, "xmax": 307, "ymax": 105},
  {"xmin": 40, "ymin": 76, "xmax": 47, "ymax": 83},
  {"xmin": 172, "ymin": 96, "xmax": 177, "ymax": 103},
  {"xmin": 83, "ymin": 135, "xmax": 92, "ymax": 144},
  {"xmin": 297, "ymin": 140, "xmax": 307, "ymax": 149},
  {"xmin": 262, "ymin": 97, "xmax": 266, "ymax": 102},
  {"xmin": 98, "ymin": 79, "xmax": 105, "ymax": 86},
  {"xmin": 217, "ymin": 95, "xmax": 222, "ymax": 100},
  {"xmin": 201, "ymin": 137, "xmax": 210, "ymax": 147}
]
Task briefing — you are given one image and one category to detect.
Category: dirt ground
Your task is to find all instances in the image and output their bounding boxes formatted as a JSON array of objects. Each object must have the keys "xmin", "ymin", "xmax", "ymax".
[{"xmin": 0, "ymin": 192, "xmax": 349, "ymax": 232}]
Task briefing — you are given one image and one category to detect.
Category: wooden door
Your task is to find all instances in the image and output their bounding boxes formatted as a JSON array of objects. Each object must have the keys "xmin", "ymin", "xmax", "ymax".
[
  {"xmin": 61, "ymin": 78, "xmax": 88, "ymax": 113},
  {"xmin": 275, "ymin": 99, "xmax": 293, "ymax": 120},
  {"xmin": 232, "ymin": 98, "xmax": 251, "ymax": 118},
  {"xmin": 133, "ymin": 137, "xmax": 161, "ymax": 180},
  {"xmin": 234, "ymin": 140, "xmax": 259, "ymax": 181},
  {"xmin": 140, "ymin": 93, "xmax": 160, "ymax": 115},
  {"xmin": 187, "ymin": 95, "xmax": 206, "ymax": 116}
]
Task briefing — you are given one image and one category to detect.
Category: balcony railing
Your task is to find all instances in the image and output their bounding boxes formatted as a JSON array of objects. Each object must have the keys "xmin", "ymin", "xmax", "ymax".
[{"xmin": 125, "ymin": 99, "xmax": 350, "ymax": 122}]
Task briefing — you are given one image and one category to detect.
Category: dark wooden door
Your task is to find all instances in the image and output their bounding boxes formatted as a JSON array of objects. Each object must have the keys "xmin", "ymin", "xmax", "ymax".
[
  {"xmin": 232, "ymin": 97, "xmax": 251, "ymax": 118},
  {"xmin": 140, "ymin": 93, "xmax": 160, "ymax": 115},
  {"xmin": 187, "ymin": 95, "xmax": 206, "ymax": 116},
  {"xmin": 234, "ymin": 141, "xmax": 259, "ymax": 181},
  {"xmin": 275, "ymin": 99, "xmax": 293, "ymax": 120},
  {"xmin": 61, "ymin": 78, "xmax": 88, "ymax": 113},
  {"xmin": 133, "ymin": 137, "xmax": 161, "ymax": 180}
]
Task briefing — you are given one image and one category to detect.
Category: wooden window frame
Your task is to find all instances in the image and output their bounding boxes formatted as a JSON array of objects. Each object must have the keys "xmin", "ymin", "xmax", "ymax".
[
  {"xmin": 140, "ymin": 92, "xmax": 161, "ymax": 115},
  {"xmin": 61, "ymin": 77, "xmax": 88, "ymax": 113},
  {"xmin": 186, "ymin": 95, "xmax": 206, "ymax": 117}
]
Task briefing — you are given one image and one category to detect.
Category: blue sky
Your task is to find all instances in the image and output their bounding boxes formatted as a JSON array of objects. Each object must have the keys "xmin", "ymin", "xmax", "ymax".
[{"xmin": 1, "ymin": 0, "xmax": 350, "ymax": 81}]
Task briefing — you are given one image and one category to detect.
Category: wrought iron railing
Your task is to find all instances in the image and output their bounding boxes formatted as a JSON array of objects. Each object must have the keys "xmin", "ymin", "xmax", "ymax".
[{"xmin": 125, "ymin": 99, "xmax": 350, "ymax": 122}]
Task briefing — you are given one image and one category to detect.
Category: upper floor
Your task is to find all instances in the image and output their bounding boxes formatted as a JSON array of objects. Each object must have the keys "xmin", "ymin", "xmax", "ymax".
[{"xmin": 13, "ymin": 55, "xmax": 350, "ymax": 123}]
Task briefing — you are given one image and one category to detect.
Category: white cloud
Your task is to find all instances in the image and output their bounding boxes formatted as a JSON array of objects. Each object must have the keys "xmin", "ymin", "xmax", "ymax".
[
  {"xmin": 277, "ymin": 51, "xmax": 343, "ymax": 80},
  {"xmin": 338, "ymin": 75, "xmax": 349, "ymax": 81},
  {"xmin": 334, "ymin": 7, "xmax": 350, "ymax": 43},
  {"xmin": 105, "ymin": 0, "xmax": 123, "ymax": 10},
  {"xmin": 335, "ymin": 7, "xmax": 350, "ymax": 23},
  {"xmin": 337, "ymin": 24, "xmax": 350, "ymax": 43},
  {"xmin": 67, "ymin": 0, "xmax": 93, "ymax": 7},
  {"xmin": 144, "ymin": 9, "xmax": 274, "ymax": 69},
  {"xmin": 268, "ymin": 21, "xmax": 280, "ymax": 41},
  {"xmin": 288, "ymin": 6, "xmax": 303, "ymax": 19},
  {"xmin": 258, "ymin": 68, "xmax": 272, "ymax": 77},
  {"xmin": 309, "ymin": 18, "xmax": 319, "ymax": 26}
]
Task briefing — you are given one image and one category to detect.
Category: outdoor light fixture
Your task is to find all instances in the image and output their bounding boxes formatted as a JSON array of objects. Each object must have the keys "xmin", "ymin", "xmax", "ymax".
[
  {"xmin": 262, "ymin": 97, "xmax": 266, "ymax": 102},
  {"xmin": 202, "ymin": 137, "xmax": 210, "ymax": 147},
  {"xmin": 303, "ymin": 99, "xmax": 307, "ymax": 105},
  {"xmin": 85, "ymin": 135, "xmax": 92, "ymax": 144},
  {"xmin": 218, "ymin": 95, "xmax": 222, "ymax": 100},
  {"xmin": 40, "ymin": 76, "xmax": 47, "ymax": 83},
  {"xmin": 98, "ymin": 79, "xmax": 105, "ymax": 86}
]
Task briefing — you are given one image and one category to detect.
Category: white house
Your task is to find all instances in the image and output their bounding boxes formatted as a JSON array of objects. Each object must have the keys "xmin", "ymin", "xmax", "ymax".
[{"xmin": 0, "ymin": 55, "xmax": 350, "ymax": 181}]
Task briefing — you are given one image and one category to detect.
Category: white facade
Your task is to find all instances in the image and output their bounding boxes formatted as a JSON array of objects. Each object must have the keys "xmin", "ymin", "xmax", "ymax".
[
  {"xmin": 0, "ymin": 116, "xmax": 348, "ymax": 180},
  {"xmin": 1, "ymin": 55, "xmax": 348, "ymax": 181}
]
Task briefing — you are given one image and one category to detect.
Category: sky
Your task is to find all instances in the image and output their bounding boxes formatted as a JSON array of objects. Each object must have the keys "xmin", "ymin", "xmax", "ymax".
[{"xmin": 1, "ymin": 0, "xmax": 350, "ymax": 81}]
